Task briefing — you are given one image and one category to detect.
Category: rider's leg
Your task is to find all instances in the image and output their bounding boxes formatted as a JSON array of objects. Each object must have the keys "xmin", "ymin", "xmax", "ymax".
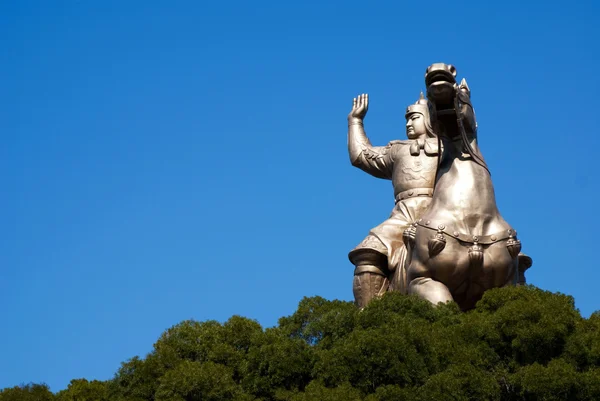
[{"xmin": 351, "ymin": 250, "xmax": 389, "ymax": 308}]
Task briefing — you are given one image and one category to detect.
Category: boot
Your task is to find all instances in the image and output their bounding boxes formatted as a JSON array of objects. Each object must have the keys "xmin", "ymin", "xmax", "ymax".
[{"xmin": 351, "ymin": 251, "xmax": 389, "ymax": 308}]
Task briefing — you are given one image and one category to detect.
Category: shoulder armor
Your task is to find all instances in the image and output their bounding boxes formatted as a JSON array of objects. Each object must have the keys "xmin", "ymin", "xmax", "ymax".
[{"xmin": 362, "ymin": 145, "xmax": 388, "ymax": 160}]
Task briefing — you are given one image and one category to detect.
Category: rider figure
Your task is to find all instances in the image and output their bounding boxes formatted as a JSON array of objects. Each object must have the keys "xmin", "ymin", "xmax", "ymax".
[{"xmin": 347, "ymin": 93, "xmax": 439, "ymax": 308}]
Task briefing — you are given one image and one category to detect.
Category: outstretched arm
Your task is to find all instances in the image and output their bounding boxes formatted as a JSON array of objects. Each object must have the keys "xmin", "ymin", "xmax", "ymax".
[{"xmin": 347, "ymin": 94, "xmax": 394, "ymax": 179}]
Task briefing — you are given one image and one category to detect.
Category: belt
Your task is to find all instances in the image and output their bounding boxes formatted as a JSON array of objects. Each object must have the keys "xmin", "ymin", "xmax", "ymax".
[{"xmin": 395, "ymin": 187, "xmax": 434, "ymax": 203}]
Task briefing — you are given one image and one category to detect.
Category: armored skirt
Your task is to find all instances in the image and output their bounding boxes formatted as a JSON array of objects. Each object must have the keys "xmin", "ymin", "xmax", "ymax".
[{"xmin": 349, "ymin": 195, "xmax": 432, "ymax": 294}]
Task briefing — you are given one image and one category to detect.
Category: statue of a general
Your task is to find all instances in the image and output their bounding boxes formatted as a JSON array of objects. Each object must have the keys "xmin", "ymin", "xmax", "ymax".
[
  {"xmin": 347, "ymin": 64, "xmax": 532, "ymax": 310},
  {"xmin": 348, "ymin": 93, "xmax": 439, "ymax": 308}
]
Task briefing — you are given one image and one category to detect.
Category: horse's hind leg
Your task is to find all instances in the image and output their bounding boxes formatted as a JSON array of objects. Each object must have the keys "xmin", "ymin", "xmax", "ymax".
[{"xmin": 408, "ymin": 276, "xmax": 453, "ymax": 305}]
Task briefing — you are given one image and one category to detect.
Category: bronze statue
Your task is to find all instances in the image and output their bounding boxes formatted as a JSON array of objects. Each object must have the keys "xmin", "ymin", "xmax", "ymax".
[
  {"xmin": 347, "ymin": 93, "xmax": 439, "ymax": 308},
  {"xmin": 348, "ymin": 63, "xmax": 532, "ymax": 310}
]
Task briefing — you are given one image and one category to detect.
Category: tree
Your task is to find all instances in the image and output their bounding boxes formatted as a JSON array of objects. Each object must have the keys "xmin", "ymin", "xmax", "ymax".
[
  {"xmin": 0, "ymin": 383, "xmax": 55, "ymax": 401},
  {"xmin": 3, "ymin": 286, "xmax": 600, "ymax": 400},
  {"xmin": 56, "ymin": 379, "xmax": 108, "ymax": 401}
]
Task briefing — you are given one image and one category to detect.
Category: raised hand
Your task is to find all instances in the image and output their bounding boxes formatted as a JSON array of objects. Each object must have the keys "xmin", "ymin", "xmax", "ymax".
[{"xmin": 348, "ymin": 93, "xmax": 369, "ymax": 121}]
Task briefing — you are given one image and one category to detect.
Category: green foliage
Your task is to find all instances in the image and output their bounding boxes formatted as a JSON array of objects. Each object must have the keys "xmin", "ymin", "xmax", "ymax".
[
  {"xmin": 565, "ymin": 312, "xmax": 600, "ymax": 370},
  {"xmin": 278, "ymin": 296, "xmax": 357, "ymax": 348},
  {"xmin": 4, "ymin": 286, "xmax": 600, "ymax": 400},
  {"xmin": 0, "ymin": 383, "xmax": 54, "ymax": 401},
  {"xmin": 417, "ymin": 364, "xmax": 500, "ymax": 401},
  {"xmin": 155, "ymin": 360, "xmax": 243, "ymax": 401},
  {"xmin": 242, "ymin": 328, "xmax": 314, "ymax": 398},
  {"xmin": 56, "ymin": 379, "xmax": 108, "ymax": 401},
  {"xmin": 277, "ymin": 381, "xmax": 362, "ymax": 401},
  {"xmin": 466, "ymin": 286, "xmax": 580, "ymax": 366}
]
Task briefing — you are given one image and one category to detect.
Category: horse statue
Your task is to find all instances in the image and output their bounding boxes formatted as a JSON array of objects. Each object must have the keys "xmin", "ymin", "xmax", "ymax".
[{"xmin": 405, "ymin": 63, "xmax": 531, "ymax": 311}]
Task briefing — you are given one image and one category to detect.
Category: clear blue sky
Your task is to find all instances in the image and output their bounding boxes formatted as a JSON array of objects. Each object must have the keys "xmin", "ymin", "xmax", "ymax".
[{"xmin": 2, "ymin": 0, "xmax": 598, "ymax": 392}]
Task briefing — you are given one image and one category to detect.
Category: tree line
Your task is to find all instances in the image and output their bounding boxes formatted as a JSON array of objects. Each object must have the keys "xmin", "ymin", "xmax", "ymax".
[{"xmin": 2, "ymin": 286, "xmax": 599, "ymax": 400}]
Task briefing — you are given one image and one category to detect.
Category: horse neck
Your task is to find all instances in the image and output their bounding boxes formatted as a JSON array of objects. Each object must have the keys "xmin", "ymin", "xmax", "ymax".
[{"xmin": 432, "ymin": 138, "xmax": 499, "ymax": 219}]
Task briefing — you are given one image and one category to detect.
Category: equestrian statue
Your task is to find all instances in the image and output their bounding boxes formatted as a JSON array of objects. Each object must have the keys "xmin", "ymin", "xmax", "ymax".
[{"xmin": 347, "ymin": 63, "xmax": 532, "ymax": 310}]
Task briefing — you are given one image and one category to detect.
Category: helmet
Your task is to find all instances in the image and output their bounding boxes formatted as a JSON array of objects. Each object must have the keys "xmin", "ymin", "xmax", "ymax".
[{"xmin": 405, "ymin": 92, "xmax": 436, "ymax": 137}]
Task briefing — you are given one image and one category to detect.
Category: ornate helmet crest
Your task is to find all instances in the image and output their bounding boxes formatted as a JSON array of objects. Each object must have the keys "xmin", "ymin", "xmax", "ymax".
[{"xmin": 405, "ymin": 92, "xmax": 431, "ymax": 119}]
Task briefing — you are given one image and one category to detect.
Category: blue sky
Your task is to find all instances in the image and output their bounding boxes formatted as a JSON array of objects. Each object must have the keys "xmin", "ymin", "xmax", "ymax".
[{"xmin": 2, "ymin": 0, "xmax": 599, "ymax": 392}]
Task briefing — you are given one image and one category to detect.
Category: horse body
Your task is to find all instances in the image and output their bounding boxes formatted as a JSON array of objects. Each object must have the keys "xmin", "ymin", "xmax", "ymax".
[{"xmin": 406, "ymin": 87, "xmax": 519, "ymax": 311}]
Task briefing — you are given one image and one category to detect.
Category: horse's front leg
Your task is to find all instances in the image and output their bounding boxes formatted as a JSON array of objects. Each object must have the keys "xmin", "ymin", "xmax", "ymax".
[
  {"xmin": 406, "ymin": 235, "xmax": 454, "ymax": 305},
  {"xmin": 408, "ymin": 275, "xmax": 454, "ymax": 305}
]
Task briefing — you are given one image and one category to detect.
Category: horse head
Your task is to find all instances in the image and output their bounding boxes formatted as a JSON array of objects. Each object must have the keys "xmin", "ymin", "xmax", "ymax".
[
  {"xmin": 425, "ymin": 63, "xmax": 487, "ymax": 173},
  {"xmin": 424, "ymin": 63, "xmax": 477, "ymax": 141}
]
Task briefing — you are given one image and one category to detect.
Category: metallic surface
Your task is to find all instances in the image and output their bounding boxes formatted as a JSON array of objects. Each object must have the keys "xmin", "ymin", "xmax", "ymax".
[
  {"xmin": 348, "ymin": 64, "xmax": 533, "ymax": 310},
  {"xmin": 347, "ymin": 93, "xmax": 439, "ymax": 308}
]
